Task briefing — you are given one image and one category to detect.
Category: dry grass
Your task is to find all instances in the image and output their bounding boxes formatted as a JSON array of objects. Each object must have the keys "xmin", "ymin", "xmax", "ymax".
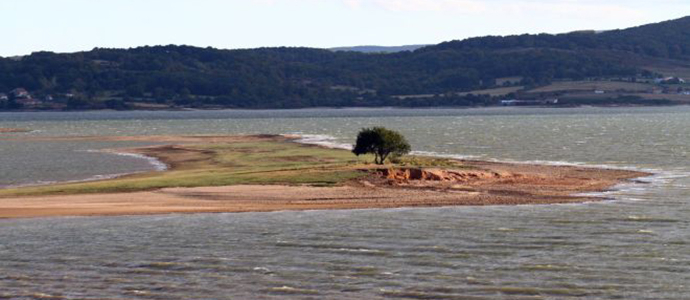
[
  {"xmin": 631, "ymin": 93, "xmax": 690, "ymax": 102},
  {"xmin": 528, "ymin": 81, "xmax": 654, "ymax": 93},
  {"xmin": 637, "ymin": 56, "xmax": 690, "ymax": 79},
  {"xmin": 558, "ymin": 92, "xmax": 690, "ymax": 103}
]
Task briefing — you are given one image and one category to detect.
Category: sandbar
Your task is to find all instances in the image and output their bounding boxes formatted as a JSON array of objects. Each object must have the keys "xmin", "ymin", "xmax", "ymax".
[{"xmin": 0, "ymin": 135, "xmax": 648, "ymax": 218}]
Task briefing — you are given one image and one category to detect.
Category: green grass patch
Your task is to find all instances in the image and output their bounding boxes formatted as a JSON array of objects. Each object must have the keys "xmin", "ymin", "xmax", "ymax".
[
  {"xmin": 0, "ymin": 141, "xmax": 372, "ymax": 197},
  {"xmin": 0, "ymin": 139, "xmax": 470, "ymax": 198}
]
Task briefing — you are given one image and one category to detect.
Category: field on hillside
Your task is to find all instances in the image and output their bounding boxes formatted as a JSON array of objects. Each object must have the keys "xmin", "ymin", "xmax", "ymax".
[
  {"xmin": 634, "ymin": 93, "xmax": 690, "ymax": 102},
  {"xmin": 635, "ymin": 56, "xmax": 690, "ymax": 79},
  {"xmin": 528, "ymin": 81, "xmax": 655, "ymax": 93},
  {"xmin": 456, "ymin": 86, "xmax": 524, "ymax": 97},
  {"xmin": 555, "ymin": 92, "xmax": 690, "ymax": 106}
]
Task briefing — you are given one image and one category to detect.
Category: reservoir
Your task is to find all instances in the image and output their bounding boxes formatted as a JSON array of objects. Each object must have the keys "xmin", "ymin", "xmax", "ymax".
[{"xmin": 1, "ymin": 107, "xmax": 689, "ymax": 298}]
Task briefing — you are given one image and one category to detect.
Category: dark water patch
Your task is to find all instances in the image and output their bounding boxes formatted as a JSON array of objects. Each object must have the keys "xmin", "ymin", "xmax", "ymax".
[{"xmin": 135, "ymin": 261, "xmax": 198, "ymax": 271}]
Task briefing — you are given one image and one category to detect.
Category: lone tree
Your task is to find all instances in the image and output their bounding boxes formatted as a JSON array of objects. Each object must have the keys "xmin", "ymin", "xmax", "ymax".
[{"xmin": 352, "ymin": 127, "xmax": 411, "ymax": 165}]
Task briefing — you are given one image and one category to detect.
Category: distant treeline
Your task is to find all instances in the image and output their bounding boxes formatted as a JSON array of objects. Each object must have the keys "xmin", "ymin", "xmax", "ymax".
[{"xmin": 1, "ymin": 17, "xmax": 689, "ymax": 109}]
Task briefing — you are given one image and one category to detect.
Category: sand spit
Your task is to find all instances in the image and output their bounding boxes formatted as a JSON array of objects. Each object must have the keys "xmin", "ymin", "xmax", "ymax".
[
  {"xmin": 0, "ymin": 134, "xmax": 648, "ymax": 218},
  {"xmin": 0, "ymin": 128, "xmax": 31, "ymax": 133}
]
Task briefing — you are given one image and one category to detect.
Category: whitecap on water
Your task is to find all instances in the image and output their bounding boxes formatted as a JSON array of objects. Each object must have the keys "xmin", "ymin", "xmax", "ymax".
[{"xmin": 290, "ymin": 133, "xmax": 353, "ymax": 150}]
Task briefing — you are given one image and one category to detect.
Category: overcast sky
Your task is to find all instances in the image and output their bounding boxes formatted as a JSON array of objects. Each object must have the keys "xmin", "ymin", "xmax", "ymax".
[{"xmin": 1, "ymin": 0, "xmax": 688, "ymax": 56}]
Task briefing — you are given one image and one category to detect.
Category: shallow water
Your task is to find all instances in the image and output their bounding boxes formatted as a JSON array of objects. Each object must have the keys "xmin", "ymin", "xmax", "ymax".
[{"xmin": 1, "ymin": 107, "xmax": 690, "ymax": 298}]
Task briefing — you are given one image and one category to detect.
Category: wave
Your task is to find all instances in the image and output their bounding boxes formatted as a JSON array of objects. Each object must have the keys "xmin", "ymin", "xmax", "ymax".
[
  {"xmin": 292, "ymin": 134, "xmax": 483, "ymax": 160},
  {"xmin": 100, "ymin": 151, "xmax": 168, "ymax": 171},
  {"xmin": 0, "ymin": 172, "xmax": 139, "ymax": 189},
  {"xmin": 289, "ymin": 133, "xmax": 643, "ymax": 169},
  {"xmin": 290, "ymin": 133, "xmax": 354, "ymax": 150}
]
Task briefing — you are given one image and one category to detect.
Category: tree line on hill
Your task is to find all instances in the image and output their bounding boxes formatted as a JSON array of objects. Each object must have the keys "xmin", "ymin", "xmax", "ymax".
[{"xmin": 1, "ymin": 16, "xmax": 689, "ymax": 110}]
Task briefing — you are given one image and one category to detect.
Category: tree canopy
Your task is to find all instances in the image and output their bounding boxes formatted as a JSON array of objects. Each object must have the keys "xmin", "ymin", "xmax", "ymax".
[{"xmin": 353, "ymin": 127, "xmax": 411, "ymax": 165}]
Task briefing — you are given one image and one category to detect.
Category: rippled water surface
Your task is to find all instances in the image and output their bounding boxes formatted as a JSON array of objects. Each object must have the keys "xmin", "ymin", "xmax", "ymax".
[{"xmin": 1, "ymin": 107, "xmax": 690, "ymax": 299}]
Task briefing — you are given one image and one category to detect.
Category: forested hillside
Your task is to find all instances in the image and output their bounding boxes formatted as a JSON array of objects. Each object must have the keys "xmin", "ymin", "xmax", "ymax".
[{"xmin": 2, "ymin": 16, "xmax": 689, "ymax": 110}]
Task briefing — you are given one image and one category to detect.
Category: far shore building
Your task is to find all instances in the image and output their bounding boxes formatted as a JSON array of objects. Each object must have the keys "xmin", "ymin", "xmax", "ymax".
[
  {"xmin": 655, "ymin": 77, "xmax": 686, "ymax": 84},
  {"xmin": 10, "ymin": 88, "xmax": 31, "ymax": 99},
  {"xmin": 0, "ymin": 93, "xmax": 7, "ymax": 101}
]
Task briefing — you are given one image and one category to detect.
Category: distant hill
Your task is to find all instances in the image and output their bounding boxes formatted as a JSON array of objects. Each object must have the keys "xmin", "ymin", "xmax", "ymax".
[
  {"xmin": 429, "ymin": 16, "xmax": 690, "ymax": 59},
  {"xmin": 330, "ymin": 45, "xmax": 429, "ymax": 53},
  {"xmin": 2, "ymin": 16, "xmax": 690, "ymax": 110}
]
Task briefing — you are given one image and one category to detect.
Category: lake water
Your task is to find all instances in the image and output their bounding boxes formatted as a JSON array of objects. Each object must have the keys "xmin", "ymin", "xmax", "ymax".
[{"xmin": 1, "ymin": 107, "xmax": 689, "ymax": 299}]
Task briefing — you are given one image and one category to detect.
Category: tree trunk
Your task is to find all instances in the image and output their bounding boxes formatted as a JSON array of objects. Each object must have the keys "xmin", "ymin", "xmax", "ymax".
[{"xmin": 380, "ymin": 153, "xmax": 389, "ymax": 164}]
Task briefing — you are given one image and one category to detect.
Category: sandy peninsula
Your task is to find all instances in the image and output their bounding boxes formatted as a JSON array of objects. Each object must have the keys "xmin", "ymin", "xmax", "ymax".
[
  {"xmin": 0, "ymin": 135, "xmax": 648, "ymax": 218},
  {"xmin": 0, "ymin": 128, "xmax": 31, "ymax": 133}
]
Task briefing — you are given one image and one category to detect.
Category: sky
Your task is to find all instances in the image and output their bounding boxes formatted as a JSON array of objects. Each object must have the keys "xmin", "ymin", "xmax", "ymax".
[{"xmin": 1, "ymin": 0, "xmax": 689, "ymax": 57}]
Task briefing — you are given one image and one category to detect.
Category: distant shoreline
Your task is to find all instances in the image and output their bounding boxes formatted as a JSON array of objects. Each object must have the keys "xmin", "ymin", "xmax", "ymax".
[
  {"xmin": 0, "ymin": 134, "xmax": 649, "ymax": 219},
  {"xmin": 0, "ymin": 102, "xmax": 687, "ymax": 113}
]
